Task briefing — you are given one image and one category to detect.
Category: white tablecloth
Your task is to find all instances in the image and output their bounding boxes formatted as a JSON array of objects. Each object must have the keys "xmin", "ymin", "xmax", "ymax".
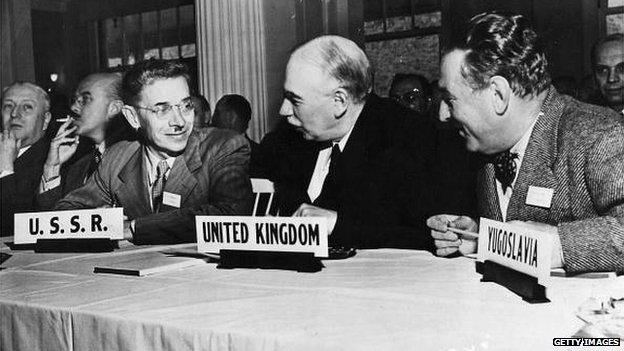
[{"xmin": 1, "ymin": 239, "xmax": 621, "ymax": 351}]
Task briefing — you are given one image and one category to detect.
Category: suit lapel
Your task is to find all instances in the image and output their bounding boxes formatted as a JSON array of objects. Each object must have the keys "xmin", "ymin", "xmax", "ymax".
[
  {"xmin": 507, "ymin": 88, "xmax": 563, "ymax": 222},
  {"xmin": 160, "ymin": 136, "xmax": 200, "ymax": 211},
  {"xmin": 117, "ymin": 146, "xmax": 151, "ymax": 217}
]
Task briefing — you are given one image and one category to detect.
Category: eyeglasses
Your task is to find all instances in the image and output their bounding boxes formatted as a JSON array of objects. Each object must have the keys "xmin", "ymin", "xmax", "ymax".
[
  {"xmin": 135, "ymin": 99, "xmax": 195, "ymax": 119},
  {"xmin": 392, "ymin": 88, "xmax": 431, "ymax": 106}
]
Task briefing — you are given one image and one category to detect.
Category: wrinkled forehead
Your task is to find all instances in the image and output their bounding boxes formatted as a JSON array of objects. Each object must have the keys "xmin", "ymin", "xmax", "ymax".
[
  {"xmin": 2, "ymin": 84, "xmax": 47, "ymax": 107},
  {"xmin": 440, "ymin": 50, "xmax": 468, "ymax": 87},
  {"xmin": 285, "ymin": 57, "xmax": 338, "ymax": 94},
  {"xmin": 596, "ymin": 41, "xmax": 624, "ymax": 64},
  {"xmin": 138, "ymin": 76, "xmax": 190, "ymax": 105}
]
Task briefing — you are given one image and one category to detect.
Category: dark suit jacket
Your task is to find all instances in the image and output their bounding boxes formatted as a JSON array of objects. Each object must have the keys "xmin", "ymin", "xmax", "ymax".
[
  {"xmin": 1, "ymin": 137, "xmax": 50, "ymax": 236},
  {"xmin": 477, "ymin": 87, "xmax": 624, "ymax": 273},
  {"xmin": 37, "ymin": 119, "xmax": 136, "ymax": 210},
  {"xmin": 52, "ymin": 128, "xmax": 253, "ymax": 244},
  {"xmin": 273, "ymin": 95, "xmax": 469, "ymax": 250}
]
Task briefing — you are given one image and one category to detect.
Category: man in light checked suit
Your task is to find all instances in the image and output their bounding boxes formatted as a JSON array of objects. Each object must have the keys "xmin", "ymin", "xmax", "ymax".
[{"xmin": 427, "ymin": 13, "xmax": 624, "ymax": 274}]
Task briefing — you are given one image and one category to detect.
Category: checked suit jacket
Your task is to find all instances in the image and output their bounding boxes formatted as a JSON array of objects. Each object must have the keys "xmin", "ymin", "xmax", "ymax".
[
  {"xmin": 53, "ymin": 128, "xmax": 253, "ymax": 244},
  {"xmin": 477, "ymin": 87, "xmax": 624, "ymax": 273}
]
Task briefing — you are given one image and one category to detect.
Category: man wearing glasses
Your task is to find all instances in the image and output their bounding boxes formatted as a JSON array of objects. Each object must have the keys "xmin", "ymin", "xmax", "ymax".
[
  {"xmin": 55, "ymin": 59, "xmax": 253, "ymax": 244},
  {"xmin": 38, "ymin": 73, "xmax": 134, "ymax": 208}
]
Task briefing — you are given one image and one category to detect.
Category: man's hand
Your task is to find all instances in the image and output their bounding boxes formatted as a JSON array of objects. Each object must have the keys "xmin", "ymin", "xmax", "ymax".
[
  {"xmin": 293, "ymin": 203, "xmax": 337, "ymax": 235},
  {"xmin": 43, "ymin": 119, "xmax": 78, "ymax": 180},
  {"xmin": 0, "ymin": 129, "xmax": 21, "ymax": 173},
  {"xmin": 427, "ymin": 214, "xmax": 478, "ymax": 257},
  {"xmin": 508, "ymin": 220, "xmax": 563, "ymax": 268}
]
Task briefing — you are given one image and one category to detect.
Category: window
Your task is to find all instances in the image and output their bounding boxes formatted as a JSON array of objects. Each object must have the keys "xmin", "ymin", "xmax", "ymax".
[
  {"xmin": 363, "ymin": 0, "xmax": 443, "ymax": 96},
  {"xmin": 98, "ymin": 4, "xmax": 196, "ymax": 69},
  {"xmin": 601, "ymin": 0, "xmax": 624, "ymax": 36}
]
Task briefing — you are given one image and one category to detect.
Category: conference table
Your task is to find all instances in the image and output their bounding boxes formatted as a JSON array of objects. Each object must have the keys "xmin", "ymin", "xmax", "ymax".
[{"xmin": 1, "ymin": 237, "xmax": 621, "ymax": 351}]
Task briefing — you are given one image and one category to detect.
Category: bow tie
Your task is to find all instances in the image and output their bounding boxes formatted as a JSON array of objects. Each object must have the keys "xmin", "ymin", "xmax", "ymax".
[{"xmin": 491, "ymin": 150, "xmax": 519, "ymax": 194}]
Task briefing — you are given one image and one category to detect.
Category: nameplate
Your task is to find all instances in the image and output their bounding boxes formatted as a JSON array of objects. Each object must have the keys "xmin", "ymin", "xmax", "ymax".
[
  {"xmin": 14, "ymin": 208, "xmax": 124, "ymax": 244},
  {"xmin": 195, "ymin": 216, "xmax": 329, "ymax": 257},
  {"xmin": 477, "ymin": 218, "xmax": 552, "ymax": 283}
]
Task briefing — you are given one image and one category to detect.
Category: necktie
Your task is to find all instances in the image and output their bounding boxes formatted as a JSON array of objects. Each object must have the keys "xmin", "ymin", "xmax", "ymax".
[
  {"xmin": 313, "ymin": 144, "xmax": 342, "ymax": 210},
  {"xmin": 492, "ymin": 150, "xmax": 519, "ymax": 194},
  {"xmin": 85, "ymin": 147, "xmax": 102, "ymax": 180},
  {"xmin": 152, "ymin": 160, "xmax": 170, "ymax": 213}
]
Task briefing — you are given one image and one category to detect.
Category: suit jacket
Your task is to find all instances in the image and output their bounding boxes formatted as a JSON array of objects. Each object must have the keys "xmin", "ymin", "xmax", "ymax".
[
  {"xmin": 53, "ymin": 128, "xmax": 253, "ymax": 244},
  {"xmin": 37, "ymin": 119, "xmax": 136, "ymax": 210},
  {"xmin": 274, "ymin": 95, "xmax": 469, "ymax": 250},
  {"xmin": 1, "ymin": 136, "xmax": 50, "ymax": 236},
  {"xmin": 477, "ymin": 87, "xmax": 624, "ymax": 273}
]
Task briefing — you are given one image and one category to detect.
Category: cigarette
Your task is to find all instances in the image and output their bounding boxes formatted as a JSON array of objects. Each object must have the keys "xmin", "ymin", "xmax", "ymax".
[
  {"xmin": 447, "ymin": 227, "xmax": 479, "ymax": 240},
  {"xmin": 56, "ymin": 117, "xmax": 71, "ymax": 122}
]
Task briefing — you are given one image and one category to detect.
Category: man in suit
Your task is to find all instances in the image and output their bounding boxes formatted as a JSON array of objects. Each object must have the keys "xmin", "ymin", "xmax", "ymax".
[
  {"xmin": 38, "ymin": 72, "xmax": 134, "ymax": 208},
  {"xmin": 54, "ymin": 59, "xmax": 253, "ymax": 244},
  {"xmin": 277, "ymin": 35, "xmax": 444, "ymax": 250},
  {"xmin": 427, "ymin": 13, "xmax": 624, "ymax": 273},
  {"xmin": 1, "ymin": 82, "xmax": 52, "ymax": 236},
  {"xmin": 591, "ymin": 33, "xmax": 623, "ymax": 115}
]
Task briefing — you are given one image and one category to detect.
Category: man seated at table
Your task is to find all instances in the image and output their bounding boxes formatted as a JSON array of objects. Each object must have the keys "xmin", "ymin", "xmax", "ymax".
[
  {"xmin": 277, "ymin": 35, "xmax": 456, "ymax": 250},
  {"xmin": 1, "ymin": 82, "xmax": 52, "ymax": 236},
  {"xmin": 55, "ymin": 59, "xmax": 253, "ymax": 244},
  {"xmin": 591, "ymin": 33, "xmax": 623, "ymax": 115},
  {"xmin": 38, "ymin": 72, "xmax": 135, "ymax": 208},
  {"xmin": 427, "ymin": 13, "xmax": 624, "ymax": 273}
]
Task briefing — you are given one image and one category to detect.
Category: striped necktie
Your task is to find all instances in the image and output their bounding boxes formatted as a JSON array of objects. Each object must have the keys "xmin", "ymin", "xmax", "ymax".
[{"xmin": 152, "ymin": 160, "xmax": 170, "ymax": 213}]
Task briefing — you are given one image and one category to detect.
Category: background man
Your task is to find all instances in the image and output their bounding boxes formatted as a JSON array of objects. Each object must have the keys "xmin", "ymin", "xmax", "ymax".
[
  {"xmin": 191, "ymin": 94, "xmax": 211, "ymax": 129},
  {"xmin": 277, "ymin": 35, "xmax": 447, "ymax": 250},
  {"xmin": 427, "ymin": 13, "xmax": 624, "ymax": 273},
  {"xmin": 1, "ymin": 82, "xmax": 51, "ymax": 235},
  {"xmin": 55, "ymin": 59, "xmax": 253, "ymax": 244},
  {"xmin": 388, "ymin": 73, "xmax": 432, "ymax": 116},
  {"xmin": 591, "ymin": 33, "xmax": 624, "ymax": 115},
  {"xmin": 38, "ymin": 72, "xmax": 134, "ymax": 207},
  {"xmin": 211, "ymin": 94, "xmax": 259, "ymax": 155}
]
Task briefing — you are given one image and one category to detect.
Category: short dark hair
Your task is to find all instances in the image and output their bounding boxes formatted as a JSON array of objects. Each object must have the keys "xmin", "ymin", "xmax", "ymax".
[
  {"xmin": 591, "ymin": 33, "xmax": 624, "ymax": 67},
  {"xmin": 215, "ymin": 94, "xmax": 252, "ymax": 123},
  {"xmin": 455, "ymin": 12, "xmax": 551, "ymax": 98},
  {"xmin": 121, "ymin": 59, "xmax": 190, "ymax": 106}
]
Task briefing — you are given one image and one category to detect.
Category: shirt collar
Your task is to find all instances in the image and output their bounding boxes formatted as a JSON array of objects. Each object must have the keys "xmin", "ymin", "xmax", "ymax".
[
  {"xmin": 333, "ymin": 121, "xmax": 356, "ymax": 152},
  {"xmin": 17, "ymin": 146, "xmax": 31, "ymax": 158}
]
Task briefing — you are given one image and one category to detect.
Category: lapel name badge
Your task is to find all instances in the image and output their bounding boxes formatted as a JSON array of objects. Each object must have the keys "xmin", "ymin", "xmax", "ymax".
[
  {"xmin": 525, "ymin": 186, "xmax": 554, "ymax": 209},
  {"xmin": 162, "ymin": 191, "xmax": 181, "ymax": 208}
]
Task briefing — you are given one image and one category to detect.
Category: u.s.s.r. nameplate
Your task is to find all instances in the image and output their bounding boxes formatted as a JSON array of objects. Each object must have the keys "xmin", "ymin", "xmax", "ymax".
[
  {"xmin": 195, "ymin": 216, "xmax": 329, "ymax": 257},
  {"xmin": 14, "ymin": 208, "xmax": 124, "ymax": 244}
]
